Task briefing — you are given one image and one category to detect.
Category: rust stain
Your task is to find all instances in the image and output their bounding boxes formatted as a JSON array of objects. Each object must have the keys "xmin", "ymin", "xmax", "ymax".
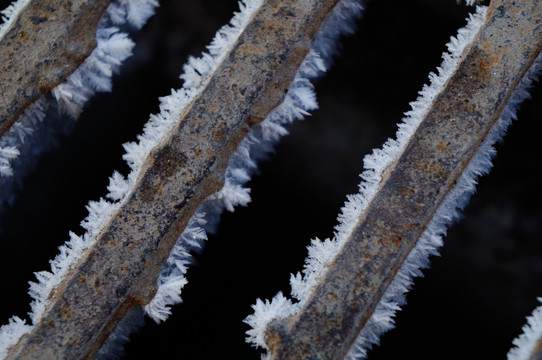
[
  {"xmin": 18, "ymin": 32, "xmax": 30, "ymax": 41},
  {"xmin": 140, "ymin": 177, "xmax": 164, "ymax": 203},
  {"xmin": 130, "ymin": 293, "xmax": 154, "ymax": 306},
  {"xmin": 213, "ymin": 129, "xmax": 225, "ymax": 139},
  {"xmin": 120, "ymin": 264, "xmax": 129, "ymax": 271},
  {"xmin": 245, "ymin": 114, "xmax": 264, "ymax": 127},
  {"xmin": 60, "ymin": 306, "xmax": 71, "ymax": 321},
  {"xmin": 435, "ymin": 140, "xmax": 449, "ymax": 153},
  {"xmin": 416, "ymin": 160, "xmax": 432, "ymax": 170},
  {"xmin": 391, "ymin": 234, "xmax": 402, "ymax": 249},
  {"xmin": 206, "ymin": 150, "xmax": 216, "ymax": 160},
  {"xmin": 154, "ymin": 145, "xmax": 187, "ymax": 178},
  {"xmin": 265, "ymin": 327, "xmax": 282, "ymax": 355},
  {"xmin": 475, "ymin": 38, "xmax": 505, "ymax": 78}
]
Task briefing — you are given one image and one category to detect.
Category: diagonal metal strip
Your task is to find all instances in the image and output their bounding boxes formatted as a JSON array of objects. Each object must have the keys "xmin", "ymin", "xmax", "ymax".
[
  {"xmin": 265, "ymin": 1, "xmax": 542, "ymax": 359},
  {"xmin": 0, "ymin": 0, "xmax": 112, "ymax": 137},
  {"xmin": 3, "ymin": 0, "xmax": 342, "ymax": 358}
]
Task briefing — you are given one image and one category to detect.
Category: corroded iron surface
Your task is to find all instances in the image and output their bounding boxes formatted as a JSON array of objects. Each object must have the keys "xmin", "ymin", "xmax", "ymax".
[
  {"xmin": 4, "ymin": 0, "xmax": 340, "ymax": 358},
  {"xmin": 266, "ymin": 0, "xmax": 542, "ymax": 359},
  {"xmin": 0, "ymin": 0, "xmax": 111, "ymax": 137}
]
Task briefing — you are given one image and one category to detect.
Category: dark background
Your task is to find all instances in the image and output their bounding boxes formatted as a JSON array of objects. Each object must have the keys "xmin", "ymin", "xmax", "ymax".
[{"xmin": 2, "ymin": 0, "xmax": 542, "ymax": 359}]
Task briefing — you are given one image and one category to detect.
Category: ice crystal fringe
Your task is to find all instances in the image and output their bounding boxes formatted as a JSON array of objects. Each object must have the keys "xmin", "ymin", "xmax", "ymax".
[
  {"xmin": 0, "ymin": 97, "xmax": 52, "ymax": 210},
  {"xmin": 508, "ymin": 299, "xmax": 542, "ymax": 360},
  {"xmin": 0, "ymin": 0, "xmax": 157, "ymax": 182},
  {"xmin": 0, "ymin": 0, "xmax": 29, "ymax": 37},
  {"xmin": 465, "ymin": 0, "xmax": 479, "ymax": 6}
]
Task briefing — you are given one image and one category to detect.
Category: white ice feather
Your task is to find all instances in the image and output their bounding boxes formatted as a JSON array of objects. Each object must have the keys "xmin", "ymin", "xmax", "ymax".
[
  {"xmin": 0, "ymin": 0, "xmax": 30, "ymax": 38},
  {"xmin": 508, "ymin": 299, "xmax": 542, "ymax": 360},
  {"xmin": 0, "ymin": 147, "xmax": 19, "ymax": 177},
  {"xmin": 245, "ymin": 293, "xmax": 298, "ymax": 350},
  {"xmin": 0, "ymin": 317, "xmax": 31, "ymax": 360},
  {"xmin": 0, "ymin": 97, "xmax": 47, "ymax": 180}
]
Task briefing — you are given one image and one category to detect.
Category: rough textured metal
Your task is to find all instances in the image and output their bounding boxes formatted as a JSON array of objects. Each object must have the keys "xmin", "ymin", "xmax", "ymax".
[
  {"xmin": 265, "ymin": 1, "xmax": 542, "ymax": 359},
  {"xmin": 0, "ymin": 0, "xmax": 111, "ymax": 137},
  {"xmin": 3, "ymin": 0, "xmax": 340, "ymax": 358}
]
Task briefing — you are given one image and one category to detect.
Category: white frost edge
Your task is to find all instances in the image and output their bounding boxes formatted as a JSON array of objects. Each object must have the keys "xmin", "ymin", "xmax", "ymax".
[
  {"xmin": 143, "ymin": 0, "xmax": 365, "ymax": 323},
  {"xmin": 508, "ymin": 299, "xmax": 542, "ymax": 360},
  {"xmin": 244, "ymin": 5, "xmax": 492, "ymax": 355},
  {"xmin": 0, "ymin": 0, "xmax": 158, "ymax": 357},
  {"xmin": 0, "ymin": 0, "xmax": 158, "ymax": 178},
  {"xmin": 0, "ymin": 0, "xmax": 29, "ymax": 37}
]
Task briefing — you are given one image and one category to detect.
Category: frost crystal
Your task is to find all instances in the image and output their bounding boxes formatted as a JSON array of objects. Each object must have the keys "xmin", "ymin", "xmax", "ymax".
[{"xmin": 508, "ymin": 299, "xmax": 542, "ymax": 360}]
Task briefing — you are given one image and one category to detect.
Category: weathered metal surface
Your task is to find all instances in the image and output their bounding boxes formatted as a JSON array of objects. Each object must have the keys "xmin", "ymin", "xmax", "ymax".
[
  {"xmin": 0, "ymin": 0, "xmax": 111, "ymax": 137},
  {"xmin": 265, "ymin": 1, "xmax": 542, "ymax": 359},
  {"xmin": 3, "ymin": 0, "xmax": 340, "ymax": 358}
]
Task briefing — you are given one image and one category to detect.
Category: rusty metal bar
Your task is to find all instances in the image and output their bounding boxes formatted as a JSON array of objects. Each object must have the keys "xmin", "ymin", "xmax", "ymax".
[
  {"xmin": 3, "ymin": 0, "xmax": 342, "ymax": 358},
  {"xmin": 0, "ymin": 0, "xmax": 112, "ymax": 137},
  {"xmin": 264, "ymin": 1, "xmax": 542, "ymax": 359}
]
